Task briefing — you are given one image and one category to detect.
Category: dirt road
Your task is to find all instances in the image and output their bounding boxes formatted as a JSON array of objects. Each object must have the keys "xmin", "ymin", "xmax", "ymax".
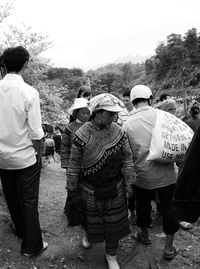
[{"xmin": 0, "ymin": 161, "xmax": 200, "ymax": 269}]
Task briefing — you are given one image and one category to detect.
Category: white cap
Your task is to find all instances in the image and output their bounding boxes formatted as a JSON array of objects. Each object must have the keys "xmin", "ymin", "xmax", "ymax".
[
  {"xmin": 130, "ymin": 85, "xmax": 152, "ymax": 102},
  {"xmin": 68, "ymin": 98, "xmax": 89, "ymax": 115}
]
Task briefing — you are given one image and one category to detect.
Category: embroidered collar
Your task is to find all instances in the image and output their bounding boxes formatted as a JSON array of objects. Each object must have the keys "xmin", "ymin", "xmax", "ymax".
[{"xmin": 90, "ymin": 119, "xmax": 111, "ymax": 131}]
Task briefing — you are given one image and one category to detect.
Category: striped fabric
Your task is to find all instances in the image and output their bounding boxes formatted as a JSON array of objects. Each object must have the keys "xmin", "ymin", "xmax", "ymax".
[
  {"xmin": 79, "ymin": 180, "xmax": 130, "ymax": 243},
  {"xmin": 66, "ymin": 120, "xmax": 135, "ymax": 243}
]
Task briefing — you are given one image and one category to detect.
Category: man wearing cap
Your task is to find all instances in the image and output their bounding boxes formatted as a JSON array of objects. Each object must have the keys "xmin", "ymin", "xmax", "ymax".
[
  {"xmin": 0, "ymin": 46, "xmax": 48, "ymax": 257},
  {"xmin": 123, "ymin": 85, "xmax": 179, "ymax": 260}
]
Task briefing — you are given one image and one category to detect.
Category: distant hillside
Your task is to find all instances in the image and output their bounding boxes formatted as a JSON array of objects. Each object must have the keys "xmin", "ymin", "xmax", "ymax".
[{"xmin": 86, "ymin": 54, "xmax": 149, "ymax": 71}]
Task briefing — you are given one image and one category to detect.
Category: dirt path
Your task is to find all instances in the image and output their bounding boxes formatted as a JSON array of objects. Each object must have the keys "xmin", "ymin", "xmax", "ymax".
[{"xmin": 1, "ymin": 161, "xmax": 200, "ymax": 269}]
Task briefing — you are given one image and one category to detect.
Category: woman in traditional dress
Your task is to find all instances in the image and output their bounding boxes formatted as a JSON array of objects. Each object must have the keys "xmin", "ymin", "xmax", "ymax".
[
  {"xmin": 66, "ymin": 93, "xmax": 135, "ymax": 269},
  {"xmin": 60, "ymin": 98, "xmax": 90, "ymax": 213}
]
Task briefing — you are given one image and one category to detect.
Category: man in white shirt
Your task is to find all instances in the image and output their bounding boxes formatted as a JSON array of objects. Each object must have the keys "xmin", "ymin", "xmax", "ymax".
[{"xmin": 0, "ymin": 46, "xmax": 48, "ymax": 257}]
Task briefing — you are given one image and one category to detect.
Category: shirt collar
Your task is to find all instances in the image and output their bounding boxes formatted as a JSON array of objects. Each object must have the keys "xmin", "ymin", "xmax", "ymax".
[
  {"xmin": 4, "ymin": 73, "xmax": 24, "ymax": 81},
  {"xmin": 130, "ymin": 105, "xmax": 152, "ymax": 115}
]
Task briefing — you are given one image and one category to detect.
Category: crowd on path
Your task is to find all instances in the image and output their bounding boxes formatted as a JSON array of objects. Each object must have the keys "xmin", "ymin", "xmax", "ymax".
[{"xmin": 0, "ymin": 46, "xmax": 200, "ymax": 269}]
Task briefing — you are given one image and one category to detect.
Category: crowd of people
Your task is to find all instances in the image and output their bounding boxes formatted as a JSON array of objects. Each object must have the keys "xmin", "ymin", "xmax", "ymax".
[{"xmin": 0, "ymin": 46, "xmax": 200, "ymax": 269}]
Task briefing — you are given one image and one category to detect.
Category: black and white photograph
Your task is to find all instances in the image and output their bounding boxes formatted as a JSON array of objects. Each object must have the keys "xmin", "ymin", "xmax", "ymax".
[{"xmin": 0, "ymin": 0, "xmax": 200, "ymax": 268}]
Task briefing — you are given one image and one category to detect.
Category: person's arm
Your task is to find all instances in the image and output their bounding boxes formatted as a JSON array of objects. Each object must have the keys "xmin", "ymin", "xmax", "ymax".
[
  {"xmin": 120, "ymin": 132, "xmax": 136, "ymax": 197},
  {"xmin": 26, "ymin": 90, "xmax": 44, "ymax": 161},
  {"xmin": 32, "ymin": 139, "xmax": 42, "ymax": 162},
  {"xmin": 60, "ymin": 128, "xmax": 72, "ymax": 169},
  {"xmin": 66, "ymin": 134, "xmax": 84, "ymax": 191}
]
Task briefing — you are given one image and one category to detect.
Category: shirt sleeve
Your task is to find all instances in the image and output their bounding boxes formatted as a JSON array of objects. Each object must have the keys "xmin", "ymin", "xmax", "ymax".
[
  {"xmin": 66, "ymin": 135, "xmax": 83, "ymax": 191},
  {"xmin": 121, "ymin": 132, "xmax": 136, "ymax": 187},
  {"xmin": 26, "ymin": 90, "xmax": 44, "ymax": 140}
]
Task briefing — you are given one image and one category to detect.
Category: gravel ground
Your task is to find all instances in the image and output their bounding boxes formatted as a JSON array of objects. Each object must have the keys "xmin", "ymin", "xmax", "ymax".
[{"xmin": 0, "ymin": 161, "xmax": 200, "ymax": 269}]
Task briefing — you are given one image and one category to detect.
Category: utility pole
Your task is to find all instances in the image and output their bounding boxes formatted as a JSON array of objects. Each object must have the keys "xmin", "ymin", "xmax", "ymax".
[
  {"xmin": 86, "ymin": 75, "xmax": 91, "ymax": 87},
  {"xmin": 182, "ymin": 67, "xmax": 188, "ymax": 118}
]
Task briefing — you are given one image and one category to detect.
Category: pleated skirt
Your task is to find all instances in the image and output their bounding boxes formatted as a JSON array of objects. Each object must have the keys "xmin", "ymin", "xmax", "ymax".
[{"xmin": 79, "ymin": 180, "xmax": 130, "ymax": 243}]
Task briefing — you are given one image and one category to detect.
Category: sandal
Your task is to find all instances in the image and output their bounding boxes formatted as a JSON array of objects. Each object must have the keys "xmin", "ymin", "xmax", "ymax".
[
  {"xmin": 136, "ymin": 231, "xmax": 152, "ymax": 245},
  {"xmin": 163, "ymin": 246, "xmax": 178, "ymax": 260}
]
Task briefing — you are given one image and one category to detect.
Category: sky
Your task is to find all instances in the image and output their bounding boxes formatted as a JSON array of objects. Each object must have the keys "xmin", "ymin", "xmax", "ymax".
[{"xmin": 4, "ymin": 0, "xmax": 200, "ymax": 70}]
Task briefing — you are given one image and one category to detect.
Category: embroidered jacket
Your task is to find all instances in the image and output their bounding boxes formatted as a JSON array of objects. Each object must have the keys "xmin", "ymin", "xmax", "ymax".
[{"xmin": 66, "ymin": 120, "xmax": 135, "ymax": 191}]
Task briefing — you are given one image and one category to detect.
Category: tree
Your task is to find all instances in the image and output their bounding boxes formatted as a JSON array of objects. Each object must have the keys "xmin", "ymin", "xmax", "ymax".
[
  {"xmin": 145, "ymin": 58, "xmax": 154, "ymax": 75},
  {"xmin": 184, "ymin": 28, "xmax": 198, "ymax": 63},
  {"xmin": 0, "ymin": 1, "xmax": 66, "ymax": 123},
  {"xmin": 0, "ymin": 0, "xmax": 13, "ymax": 24},
  {"xmin": 121, "ymin": 62, "xmax": 133, "ymax": 86},
  {"xmin": 99, "ymin": 72, "xmax": 121, "ymax": 93},
  {"xmin": 166, "ymin": 33, "xmax": 184, "ymax": 67}
]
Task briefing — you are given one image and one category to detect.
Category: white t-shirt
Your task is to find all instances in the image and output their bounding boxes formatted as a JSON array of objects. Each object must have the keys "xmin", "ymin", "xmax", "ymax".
[{"xmin": 0, "ymin": 74, "xmax": 44, "ymax": 169}]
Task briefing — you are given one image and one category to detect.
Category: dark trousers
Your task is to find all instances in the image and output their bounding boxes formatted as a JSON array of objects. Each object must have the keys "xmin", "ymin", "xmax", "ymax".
[
  {"xmin": 128, "ymin": 191, "xmax": 136, "ymax": 212},
  {"xmin": 135, "ymin": 184, "xmax": 179, "ymax": 235},
  {"xmin": 0, "ymin": 162, "xmax": 43, "ymax": 254}
]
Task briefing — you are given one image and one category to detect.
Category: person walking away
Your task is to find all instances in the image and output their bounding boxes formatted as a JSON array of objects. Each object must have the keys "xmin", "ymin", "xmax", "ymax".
[
  {"xmin": 0, "ymin": 46, "xmax": 48, "ymax": 257},
  {"xmin": 53, "ymin": 127, "xmax": 62, "ymax": 162},
  {"xmin": 123, "ymin": 85, "xmax": 179, "ymax": 260},
  {"xmin": 44, "ymin": 134, "xmax": 55, "ymax": 163},
  {"xmin": 66, "ymin": 93, "xmax": 135, "ymax": 269}
]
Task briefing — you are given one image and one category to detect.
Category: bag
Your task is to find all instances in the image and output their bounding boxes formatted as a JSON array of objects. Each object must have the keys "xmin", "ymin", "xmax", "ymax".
[
  {"xmin": 146, "ymin": 109, "xmax": 194, "ymax": 163},
  {"xmin": 65, "ymin": 191, "xmax": 86, "ymax": 227}
]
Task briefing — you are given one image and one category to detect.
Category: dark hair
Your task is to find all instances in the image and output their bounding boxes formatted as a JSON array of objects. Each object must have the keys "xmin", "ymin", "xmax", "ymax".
[
  {"xmin": 123, "ymin": 90, "xmax": 130, "ymax": 98},
  {"xmin": 132, "ymin": 98, "xmax": 146, "ymax": 106},
  {"xmin": 190, "ymin": 105, "xmax": 200, "ymax": 118},
  {"xmin": 160, "ymin": 93, "xmax": 170, "ymax": 102},
  {"xmin": 3, "ymin": 46, "xmax": 29, "ymax": 73},
  {"xmin": 77, "ymin": 85, "xmax": 91, "ymax": 98}
]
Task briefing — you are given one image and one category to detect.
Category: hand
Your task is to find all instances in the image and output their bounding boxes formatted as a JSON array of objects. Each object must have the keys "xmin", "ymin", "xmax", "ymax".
[
  {"xmin": 36, "ymin": 153, "xmax": 42, "ymax": 164},
  {"xmin": 126, "ymin": 186, "xmax": 134, "ymax": 199}
]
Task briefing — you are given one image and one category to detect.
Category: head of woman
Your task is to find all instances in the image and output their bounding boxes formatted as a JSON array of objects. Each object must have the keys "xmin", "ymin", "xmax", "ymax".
[
  {"xmin": 69, "ymin": 98, "xmax": 90, "ymax": 123},
  {"xmin": 77, "ymin": 85, "xmax": 92, "ymax": 100},
  {"xmin": 155, "ymin": 99, "xmax": 177, "ymax": 115},
  {"xmin": 89, "ymin": 93, "xmax": 124, "ymax": 128},
  {"xmin": 94, "ymin": 110, "xmax": 117, "ymax": 126},
  {"xmin": 73, "ymin": 107, "xmax": 90, "ymax": 122}
]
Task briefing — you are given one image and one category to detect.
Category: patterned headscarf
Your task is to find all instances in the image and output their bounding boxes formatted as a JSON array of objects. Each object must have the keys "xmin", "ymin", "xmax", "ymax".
[
  {"xmin": 154, "ymin": 99, "xmax": 176, "ymax": 114},
  {"xmin": 88, "ymin": 93, "xmax": 125, "ymax": 114}
]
